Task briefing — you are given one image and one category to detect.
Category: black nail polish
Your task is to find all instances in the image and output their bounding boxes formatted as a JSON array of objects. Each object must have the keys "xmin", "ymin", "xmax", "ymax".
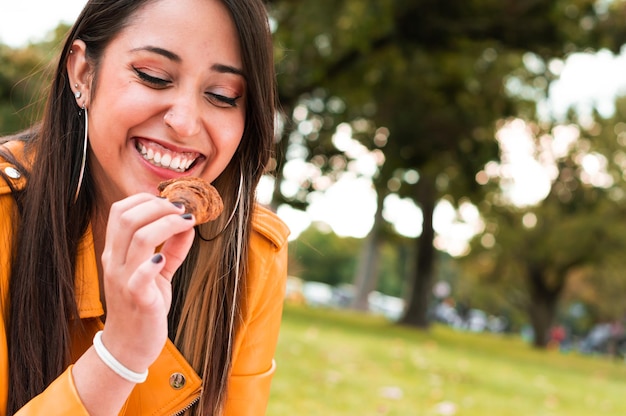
[
  {"xmin": 151, "ymin": 253, "xmax": 164, "ymax": 264},
  {"xmin": 181, "ymin": 213, "xmax": 193, "ymax": 220},
  {"xmin": 172, "ymin": 202, "xmax": 184, "ymax": 209}
]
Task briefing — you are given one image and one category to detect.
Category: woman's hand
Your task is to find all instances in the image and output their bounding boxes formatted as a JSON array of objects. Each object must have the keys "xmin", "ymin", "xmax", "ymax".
[
  {"xmin": 98, "ymin": 193, "xmax": 196, "ymax": 373},
  {"xmin": 72, "ymin": 194, "xmax": 196, "ymax": 415}
]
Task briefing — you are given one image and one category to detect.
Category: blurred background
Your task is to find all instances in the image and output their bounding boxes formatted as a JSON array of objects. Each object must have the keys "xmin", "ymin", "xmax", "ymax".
[{"xmin": 4, "ymin": 1, "xmax": 626, "ymax": 414}]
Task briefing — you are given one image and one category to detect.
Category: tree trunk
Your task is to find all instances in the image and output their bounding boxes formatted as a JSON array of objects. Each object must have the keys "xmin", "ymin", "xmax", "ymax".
[
  {"xmin": 526, "ymin": 264, "xmax": 562, "ymax": 348},
  {"xmin": 351, "ymin": 188, "xmax": 386, "ymax": 311},
  {"xmin": 270, "ymin": 160, "xmax": 286, "ymax": 212},
  {"xmin": 399, "ymin": 173, "xmax": 437, "ymax": 328}
]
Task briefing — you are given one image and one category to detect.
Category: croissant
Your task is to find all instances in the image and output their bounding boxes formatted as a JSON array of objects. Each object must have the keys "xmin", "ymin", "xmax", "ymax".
[{"xmin": 158, "ymin": 177, "xmax": 224, "ymax": 224}]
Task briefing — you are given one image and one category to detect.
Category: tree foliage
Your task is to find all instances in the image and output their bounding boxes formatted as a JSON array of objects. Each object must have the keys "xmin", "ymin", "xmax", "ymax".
[
  {"xmin": 268, "ymin": 0, "xmax": 626, "ymax": 338},
  {"xmin": 288, "ymin": 224, "xmax": 411, "ymax": 297},
  {"xmin": 0, "ymin": 24, "xmax": 69, "ymax": 135},
  {"xmin": 463, "ymin": 104, "xmax": 626, "ymax": 346}
]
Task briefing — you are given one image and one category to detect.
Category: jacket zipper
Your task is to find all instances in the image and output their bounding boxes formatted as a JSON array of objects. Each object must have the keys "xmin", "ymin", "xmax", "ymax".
[{"xmin": 171, "ymin": 396, "xmax": 201, "ymax": 416}]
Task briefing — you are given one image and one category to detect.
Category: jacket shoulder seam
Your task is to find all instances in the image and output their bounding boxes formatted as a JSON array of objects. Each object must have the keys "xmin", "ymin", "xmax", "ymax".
[{"xmin": 251, "ymin": 204, "xmax": 290, "ymax": 249}]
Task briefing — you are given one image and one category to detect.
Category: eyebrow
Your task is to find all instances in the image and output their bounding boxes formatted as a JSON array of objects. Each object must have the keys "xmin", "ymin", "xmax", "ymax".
[
  {"xmin": 212, "ymin": 63, "xmax": 245, "ymax": 79},
  {"xmin": 131, "ymin": 46, "xmax": 181, "ymax": 62},
  {"xmin": 131, "ymin": 46, "xmax": 246, "ymax": 79}
]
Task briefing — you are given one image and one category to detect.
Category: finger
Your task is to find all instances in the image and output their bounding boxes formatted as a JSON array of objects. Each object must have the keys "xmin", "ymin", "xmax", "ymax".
[
  {"xmin": 126, "ymin": 252, "xmax": 167, "ymax": 309},
  {"xmin": 122, "ymin": 212, "xmax": 195, "ymax": 271},
  {"xmin": 104, "ymin": 195, "xmax": 185, "ymax": 266},
  {"xmin": 107, "ymin": 192, "xmax": 158, "ymax": 214}
]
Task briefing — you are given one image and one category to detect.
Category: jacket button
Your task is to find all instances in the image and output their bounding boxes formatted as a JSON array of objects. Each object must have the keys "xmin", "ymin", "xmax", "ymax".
[
  {"xmin": 3, "ymin": 167, "xmax": 20, "ymax": 179},
  {"xmin": 169, "ymin": 373, "xmax": 186, "ymax": 389}
]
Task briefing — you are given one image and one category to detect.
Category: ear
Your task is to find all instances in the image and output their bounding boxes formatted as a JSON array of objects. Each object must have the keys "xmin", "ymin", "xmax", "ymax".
[{"xmin": 66, "ymin": 40, "xmax": 94, "ymax": 109}]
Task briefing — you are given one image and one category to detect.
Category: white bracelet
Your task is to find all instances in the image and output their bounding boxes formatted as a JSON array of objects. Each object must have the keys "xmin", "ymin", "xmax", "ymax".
[{"xmin": 92, "ymin": 330, "xmax": 148, "ymax": 384}]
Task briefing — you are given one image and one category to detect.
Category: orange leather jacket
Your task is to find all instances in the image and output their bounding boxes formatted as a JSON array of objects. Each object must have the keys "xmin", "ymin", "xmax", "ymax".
[{"xmin": 0, "ymin": 141, "xmax": 290, "ymax": 415}]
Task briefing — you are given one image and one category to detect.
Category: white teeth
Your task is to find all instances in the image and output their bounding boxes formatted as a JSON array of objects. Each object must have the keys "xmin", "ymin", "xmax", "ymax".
[
  {"xmin": 161, "ymin": 153, "xmax": 172, "ymax": 167},
  {"xmin": 137, "ymin": 141, "xmax": 197, "ymax": 173}
]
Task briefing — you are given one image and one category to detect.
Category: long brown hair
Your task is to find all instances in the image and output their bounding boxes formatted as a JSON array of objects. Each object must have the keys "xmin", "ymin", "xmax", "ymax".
[{"xmin": 2, "ymin": 0, "xmax": 276, "ymax": 414}]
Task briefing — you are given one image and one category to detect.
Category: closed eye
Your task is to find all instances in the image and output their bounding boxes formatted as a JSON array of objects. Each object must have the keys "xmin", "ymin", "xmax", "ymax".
[
  {"xmin": 134, "ymin": 68, "xmax": 171, "ymax": 88},
  {"xmin": 208, "ymin": 93, "xmax": 241, "ymax": 108}
]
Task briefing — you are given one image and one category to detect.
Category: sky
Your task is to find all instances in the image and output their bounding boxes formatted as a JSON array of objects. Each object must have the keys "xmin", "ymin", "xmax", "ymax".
[
  {"xmin": 0, "ymin": 1, "xmax": 87, "ymax": 47},
  {"xmin": 3, "ymin": 1, "xmax": 626, "ymax": 252}
]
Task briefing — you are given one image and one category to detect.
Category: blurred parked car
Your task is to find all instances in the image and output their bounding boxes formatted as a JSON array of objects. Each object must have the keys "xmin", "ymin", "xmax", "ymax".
[
  {"xmin": 579, "ymin": 322, "xmax": 626, "ymax": 357},
  {"xmin": 284, "ymin": 276, "xmax": 305, "ymax": 304},
  {"xmin": 302, "ymin": 281, "xmax": 334, "ymax": 307},
  {"xmin": 332, "ymin": 283, "xmax": 355, "ymax": 308},
  {"xmin": 433, "ymin": 302, "xmax": 463, "ymax": 327},
  {"xmin": 465, "ymin": 309, "xmax": 488, "ymax": 332},
  {"xmin": 368, "ymin": 291, "xmax": 405, "ymax": 321}
]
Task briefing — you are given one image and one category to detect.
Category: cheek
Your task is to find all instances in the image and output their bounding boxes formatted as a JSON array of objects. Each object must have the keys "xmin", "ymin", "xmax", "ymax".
[
  {"xmin": 217, "ymin": 127, "xmax": 244, "ymax": 166},
  {"xmin": 206, "ymin": 116, "xmax": 245, "ymax": 178},
  {"xmin": 88, "ymin": 109, "xmax": 128, "ymax": 156},
  {"xmin": 214, "ymin": 112, "xmax": 245, "ymax": 153}
]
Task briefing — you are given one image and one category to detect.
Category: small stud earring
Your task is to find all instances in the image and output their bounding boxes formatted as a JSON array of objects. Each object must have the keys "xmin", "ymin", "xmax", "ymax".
[{"xmin": 75, "ymin": 91, "xmax": 82, "ymax": 99}]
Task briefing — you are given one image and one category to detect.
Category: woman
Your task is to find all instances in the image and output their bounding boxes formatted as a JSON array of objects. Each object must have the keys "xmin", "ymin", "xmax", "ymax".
[{"xmin": 0, "ymin": 0, "xmax": 289, "ymax": 414}]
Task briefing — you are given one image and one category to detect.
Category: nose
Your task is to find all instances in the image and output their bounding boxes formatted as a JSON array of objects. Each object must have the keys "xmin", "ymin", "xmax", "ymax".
[{"xmin": 164, "ymin": 96, "xmax": 202, "ymax": 139}]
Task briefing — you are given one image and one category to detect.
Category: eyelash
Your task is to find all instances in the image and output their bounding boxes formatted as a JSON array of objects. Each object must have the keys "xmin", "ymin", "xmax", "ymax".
[
  {"xmin": 134, "ymin": 68, "xmax": 170, "ymax": 87},
  {"xmin": 210, "ymin": 93, "xmax": 241, "ymax": 108},
  {"xmin": 134, "ymin": 67, "xmax": 240, "ymax": 108}
]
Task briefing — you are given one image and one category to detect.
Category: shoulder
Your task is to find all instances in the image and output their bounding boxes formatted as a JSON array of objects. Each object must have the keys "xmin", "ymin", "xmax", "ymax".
[
  {"xmin": 246, "ymin": 204, "xmax": 290, "ymax": 292},
  {"xmin": 244, "ymin": 204, "xmax": 290, "ymax": 315},
  {"xmin": 250, "ymin": 204, "xmax": 290, "ymax": 250},
  {"xmin": 0, "ymin": 140, "xmax": 28, "ymax": 195}
]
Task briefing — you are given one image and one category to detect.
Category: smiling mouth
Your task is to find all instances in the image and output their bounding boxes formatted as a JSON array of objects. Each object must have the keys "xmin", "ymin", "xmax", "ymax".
[{"xmin": 135, "ymin": 139, "xmax": 200, "ymax": 173}]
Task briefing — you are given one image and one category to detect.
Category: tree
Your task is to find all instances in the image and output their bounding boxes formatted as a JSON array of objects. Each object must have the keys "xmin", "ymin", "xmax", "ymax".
[
  {"xmin": 288, "ymin": 223, "xmax": 410, "ymax": 298},
  {"xmin": 0, "ymin": 24, "xmax": 69, "ymax": 135},
  {"xmin": 464, "ymin": 109, "xmax": 626, "ymax": 347},
  {"xmin": 268, "ymin": 0, "xmax": 626, "ymax": 331},
  {"xmin": 288, "ymin": 224, "xmax": 360, "ymax": 287},
  {"xmin": 0, "ymin": 45, "xmax": 46, "ymax": 134}
]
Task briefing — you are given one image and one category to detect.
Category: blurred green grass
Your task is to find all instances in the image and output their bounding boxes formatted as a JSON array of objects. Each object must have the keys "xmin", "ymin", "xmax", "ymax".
[{"xmin": 267, "ymin": 304, "xmax": 626, "ymax": 415}]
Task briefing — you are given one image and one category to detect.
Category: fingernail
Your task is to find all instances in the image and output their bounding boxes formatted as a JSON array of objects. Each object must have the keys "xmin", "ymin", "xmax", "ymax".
[
  {"xmin": 181, "ymin": 213, "xmax": 193, "ymax": 220},
  {"xmin": 172, "ymin": 202, "xmax": 184, "ymax": 209},
  {"xmin": 151, "ymin": 253, "xmax": 164, "ymax": 264}
]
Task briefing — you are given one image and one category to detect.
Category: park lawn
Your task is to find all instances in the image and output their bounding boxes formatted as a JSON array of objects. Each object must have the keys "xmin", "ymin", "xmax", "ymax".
[{"xmin": 267, "ymin": 304, "xmax": 626, "ymax": 416}]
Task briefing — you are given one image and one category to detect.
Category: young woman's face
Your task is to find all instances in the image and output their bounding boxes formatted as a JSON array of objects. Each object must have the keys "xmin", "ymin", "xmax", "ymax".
[{"xmin": 78, "ymin": 0, "xmax": 245, "ymax": 207}]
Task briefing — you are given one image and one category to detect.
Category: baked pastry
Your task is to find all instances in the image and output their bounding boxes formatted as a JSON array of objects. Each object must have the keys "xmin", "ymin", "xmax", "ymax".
[{"xmin": 158, "ymin": 177, "xmax": 224, "ymax": 224}]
